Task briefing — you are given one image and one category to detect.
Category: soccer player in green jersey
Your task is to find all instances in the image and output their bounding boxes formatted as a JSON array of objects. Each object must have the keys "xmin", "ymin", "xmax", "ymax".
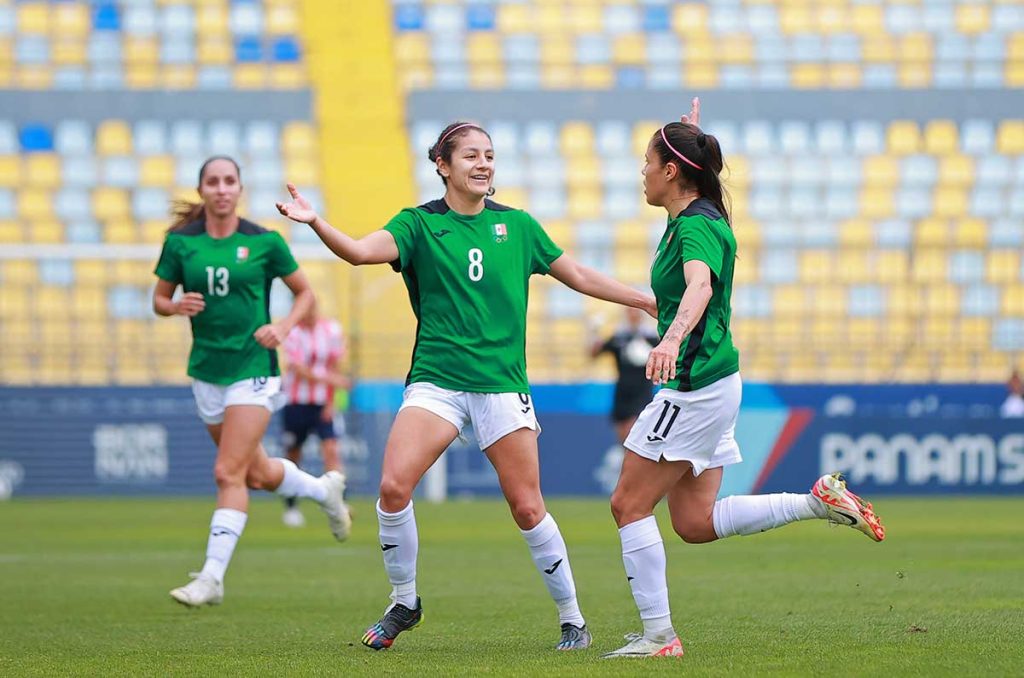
[
  {"xmin": 153, "ymin": 157, "xmax": 351, "ymax": 608},
  {"xmin": 277, "ymin": 123, "xmax": 656, "ymax": 651},
  {"xmin": 602, "ymin": 103, "xmax": 886, "ymax": 659}
]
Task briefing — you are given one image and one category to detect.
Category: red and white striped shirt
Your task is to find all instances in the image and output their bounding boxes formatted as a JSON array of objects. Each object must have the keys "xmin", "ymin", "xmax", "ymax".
[{"xmin": 283, "ymin": 319, "xmax": 344, "ymax": 405}]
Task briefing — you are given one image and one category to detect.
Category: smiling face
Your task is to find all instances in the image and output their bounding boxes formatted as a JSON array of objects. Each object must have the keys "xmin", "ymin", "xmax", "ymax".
[
  {"xmin": 641, "ymin": 138, "xmax": 678, "ymax": 208},
  {"xmin": 198, "ymin": 158, "xmax": 242, "ymax": 219},
  {"xmin": 436, "ymin": 129, "xmax": 495, "ymax": 200}
]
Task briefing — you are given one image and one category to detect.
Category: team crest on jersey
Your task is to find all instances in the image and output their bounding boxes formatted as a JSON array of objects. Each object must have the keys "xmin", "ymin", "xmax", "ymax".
[
  {"xmin": 236, "ymin": 246, "xmax": 249, "ymax": 263},
  {"xmin": 493, "ymin": 223, "xmax": 507, "ymax": 243}
]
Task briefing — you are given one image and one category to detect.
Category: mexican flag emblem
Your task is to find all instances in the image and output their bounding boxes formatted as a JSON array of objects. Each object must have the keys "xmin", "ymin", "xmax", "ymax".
[
  {"xmin": 493, "ymin": 223, "xmax": 507, "ymax": 243},
  {"xmin": 236, "ymin": 246, "xmax": 249, "ymax": 263}
]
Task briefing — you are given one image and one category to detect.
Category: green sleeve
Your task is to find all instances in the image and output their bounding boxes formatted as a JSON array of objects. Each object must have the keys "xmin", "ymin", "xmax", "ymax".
[
  {"xmin": 679, "ymin": 217, "xmax": 723, "ymax": 278},
  {"xmin": 154, "ymin": 236, "xmax": 182, "ymax": 283},
  {"xmin": 383, "ymin": 209, "xmax": 420, "ymax": 272},
  {"xmin": 524, "ymin": 212, "xmax": 563, "ymax": 275},
  {"xmin": 267, "ymin": 231, "xmax": 300, "ymax": 279}
]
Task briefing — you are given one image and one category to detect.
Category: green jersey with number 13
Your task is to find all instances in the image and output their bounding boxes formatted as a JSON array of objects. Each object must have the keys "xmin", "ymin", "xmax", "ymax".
[
  {"xmin": 154, "ymin": 219, "xmax": 299, "ymax": 385},
  {"xmin": 384, "ymin": 199, "xmax": 563, "ymax": 393}
]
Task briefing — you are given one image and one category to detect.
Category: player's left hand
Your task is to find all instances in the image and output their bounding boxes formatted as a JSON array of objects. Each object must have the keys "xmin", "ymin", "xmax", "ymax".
[
  {"xmin": 681, "ymin": 96, "xmax": 700, "ymax": 127},
  {"xmin": 253, "ymin": 323, "xmax": 287, "ymax": 348},
  {"xmin": 646, "ymin": 338, "xmax": 680, "ymax": 385},
  {"xmin": 320, "ymin": 403, "xmax": 333, "ymax": 422}
]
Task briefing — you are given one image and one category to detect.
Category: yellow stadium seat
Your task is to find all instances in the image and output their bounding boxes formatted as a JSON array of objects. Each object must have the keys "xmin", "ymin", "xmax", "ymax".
[
  {"xmin": 956, "ymin": 4, "xmax": 990, "ymax": 35},
  {"xmin": 925, "ymin": 284, "xmax": 959, "ymax": 317},
  {"xmin": 862, "ymin": 155, "xmax": 899, "ymax": 186},
  {"xmin": 684, "ymin": 37, "xmax": 715, "ymax": 65},
  {"xmin": 1002, "ymin": 285, "xmax": 1024, "ymax": 317},
  {"xmin": 799, "ymin": 250, "xmax": 835, "ymax": 284},
  {"xmin": 560, "ymin": 122, "xmax": 594, "ymax": 157},
  {"xmin": 104, "ymin": 222, "xmax": 137, "ymax": 244},
  {"xmin": 614, "ymin": 251, "xmax": 651, "ymax": 285},
  {"xmin": 958, "ymin": 318, "xmax": 991, "ymax": 350},
  {"xmin": 53, "ymin": 3, "xmax": 88, "ymax": 37},
  {"xmin": 924, "ymin": 121, "xmax": 958, "ymax": 155},
  {"xmin": 986, "ymin": 251, "xmax": 1020, "ymax": 284},
  {"xmin": 859, "ymin": 188, "xmax": 894, "ymax": 218},
  {"xmin": 114, "ymin": 260, "xmax": 150, "ymax": 285},
  {"xmin": 829, "ymin": 63, "xmax": 862, "ymax": 88},
  {"xmin": 791, "ymin": 64, "xmax": 826, "ymax": 89},
  {"xmin": 580, "ymin": 65, "xmax": 613, "ymax": 88},
  {"xmin": 813, "ymin": 285, "xmax": 847, "ymax": 316},
  {"xmin": 467, "ymin": 33, "xmax": 502, "ymax": 66},
  {"xmin": 71, "ymin": 287, "xmax": 105, "ymax": 319},
  {"xmin": 541, "ymin": 65, "xmax": 575, "ymax": 89},
  {"xmin": 996, "ymin": 121, "xmax": 1024, "ymax": 154},
  {"xmin": 876, "ymin": 251, "xmax": 909, "ymax": 284},
  {"xmin": 839, "ymin": 219, "xmax": 873, "ymax": 247},
  {"xmin": 567, "ymin": 5, "xmax": 602, "ymax": 33},
  {"xmin": 672, "ymin": 4, "xmax": 708, "ymax": 32},
  {"xmin": 632, "ymin": 120, "xmax": 661, "ymax": 156},
  {"xmin": 97, "ymin": 121, "xmax": 132, "ymax": 156},
  {"xmin": 75, "ymin": 260, "xmax": 106, "ymax": 285},
  {"xmin": 92, "ymin": 188, "xmax": 130, "ymax": 221},
  {"xmin": 0, "ymin": 220, "xmax": 21, "ymax": 243},
  {"xmin": 18, "ymin": 189, "xmax": 53, "ymax": 220},
  {"xmin": 36, "ymin": 286, "xmax": 67, "ymax": 320},
  {"xmin": 816, "ymin": 5, "xmax": 849, "ymax": 35},
  {"xmin": 568, "ymin": 188, "xmax": 602, "ymax": 219},
  {"xmin": 898, "ymin": 63, "xmax": 933, "ymax": 88},
  {"xmin": 773, "ymin": 285, "xmax": 806, "ymax": 316},
  {"xmin": 399, "ymin": 66, "xmax": 432, "ymax": 91},
  {"xmin": 126, "ymin": 65, "xmax": 159, "ymax": 89},
  {"xmin": 978, "ymin": 352, "xmax": 1013, "ymax": 382},
  {"xmin": 140, "ymin": 219, "xmax": 166, "ymax": 244},
  {"xmin": 886, "ymin": 286, "xmax": 918, "ymax": 318},
  {"xmin": 198, "ymin": 38, "xmax": 232, "ymax": 65},
  {"xmin": 140, "ymin": 156, "xmax": 175, "ymax": 187},
  {"xmin": 862, "ymin": 36, "xmax": 895, "ymax": 63},
  {"xmin": 393, "ymin": 34, "xmax": 429, "ymax": 65},
  {"xmin": 916, "ymin": 218, "xmax": 948, "ymax": 247},
  {"xmin": 266, "ymin": 4, "xmax": 299, "ymax": 35},
  {"xmin": 17, "ymin": 2, "xmax": 49, "ymax": 34},
  {"xmin": 912, "ymin": 251, "xmax": 948, "ymax": 284},
  {"xmin": 539, "ymin": 37, "xmax": 573, "ymax": 67},
  {"xmin": 52, "ymin": 39, "xmax": 86, "ymax": 66},
  {"xmin": 779, "ymin": 6, "xmax": 813, "ymax": 34},
  {"xmin": 0, "ymin": 287, "xmax": 30, "ymax": 319},
  {"xmin": 887, "ymin": 121, "xmax": 921, "ymax": 154},
  {"xmin": 16, "ymin": 66, "xmax": 53, "ymax": 89},
  {"xmin": 566, "ymin": 156, "xmax": 600, "ymax": 188},
  {"xmin": 541, "ymin": 219, "xmax": 572, "ymax": 249},
  {"xmin": 720, "ymin": 35, "xmax": 754, "ymax": 65},
  {"xmin": 28, "ymin": 219, "xmax": 63, "ymax": 244},
  {"xmin": 197, "ymin": 4, "xmax": 228, "ymax": 35},
  {"xmin": 469, "ymin": 64, "xmax": 504, "ymax": 89},
  {"xmin": 848, "ymin": 318, "xmax": 881, "ymax": 346},
  {"xmin": 284, "ymin": 157, "xmax": 319, "ymax": 186},
  {"xmin": 933, "ymin": 189, "xmax": 968, "ymax": 219},
  {"xmin": 283, "ymin": 122, "xmax": 316, "ymax": 156},
  {"xmin": 953, "ymin": 218, "xmax": 987, "ymax": 248},
  {"xmin": 686, "ymin": 64, "xmax": 718, "ymax": 88},
  {"xmin": 0, "ymin": 155, "xmax": 20, "ymax": 187},
  {"xmin": 494, "ymin": 187, "xmax": 527, "ymax": 211},
  {"xmin": 163, "ymin": 66, "xmax": 196, "ymax": 89},
  {"xmin": 497, "ymin": 4, "xmax": 530, "ymax": 33},
  {"xmin": 613, "ymin": 34, "xmax": 646, "ymax": 66},
  {"xmin": 938, "ymin": 154, "xmax": 973, "ymax": 186},
  {"xmin": 124, "ymin": 37, "xmax": 159, "ymax": 65},
  {"xmin": 537, "ymin": 5, "xmax": 565, "ymax": 34},
  {"xmin": 837, "ymin": 251, "xmax": 871, "ymax": 284},
  {"xmin": 1007, "ymin": 63, "xmax": 1024, "ymax": 88},
  {"xmin": 269, "ymin": 64, "xmax": 306, "ymax": 89},
  {"xmin": 809, "ymin": 318, "xmax": 844, "ymax": 348},
  {"xmin": 234, "ymin": 64, "xmax": 267, "ymax": 89},
  {"xmin": 25, "ymin": 154, "xmax": 60, "ymax": 188}
]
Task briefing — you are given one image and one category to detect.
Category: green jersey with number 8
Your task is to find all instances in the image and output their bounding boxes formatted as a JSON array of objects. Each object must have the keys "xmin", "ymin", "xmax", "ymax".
[
  {"xmin": 154, "ymin": 219, "xmax": 299, "ymax": 385},
  {"xmin": 385, "ymin": 199, "xmax": 563, "ymax": 393}
]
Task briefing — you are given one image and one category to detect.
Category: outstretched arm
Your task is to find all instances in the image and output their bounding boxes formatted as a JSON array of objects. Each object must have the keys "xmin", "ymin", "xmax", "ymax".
[
  {"xmin": 276, "ymin": 183, "xmax": 399, "ymax": 265},
  {"xmin": 549, "ymin": 253, "xmax": 657, "ymax": 318},
  {"xmin": 645, "ymin": 260, "xmax": 713, "ymax": 385}
]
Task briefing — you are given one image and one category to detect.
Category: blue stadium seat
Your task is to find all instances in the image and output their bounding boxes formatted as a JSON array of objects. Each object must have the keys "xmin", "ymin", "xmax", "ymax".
[
  {"xmin": 961, "ymin": 285, "xmax": 999, "ymax": 317},
  {"xmin": 993, "ymin": 319, "xmax": 1024, "ymax": 351},
  {"xmin": 648, "ymin": 66, "xmax": 681, "ymax": 89},
  {"xmin": 616, "ymin": 67, "xmax": 646, "ymax": 88},
  {"xmin": 123, "ymin": 6, "xmax": 157, "ymax": 37},
  {"xmin": 642, "ymin": 6, "xmax": 670, "ymax": 33},
  {"xmin": 55, "ymin": 68, "xmax": 89, "ymax": 90},
  {"xmin": 950, "ymin": 251, "xmax": 986, "ymax": 284},
  {"xmin": 733, "ymin": 284, "xmax": 773, "ymax": 318},
  {"xmin": 20, "ymin": 125, "xmax": 54, "ymax": 153},
  {"xmin": 426, "ymin": 5, "xmax": 463, "ymax": 35},
  {"xmin": 197, "ymin": 67, "xmax": 233, "ymax": 89},
  {"xmin": 876, "ymin": 219, "xmax": 913, "ymax": 248},
  {"xmin": 576, "ymin": 35, "xmax": 610, "ymax": 65},
  {"xmin": 605, "ymin": 6, "xmax": 641, "ymax": 34},
  {"xmin": 272, "ymin": 37, "xmax": 301, "ymax": 63},
  {"xmin": 849, "ymin": 286, "xmax": 884, "ymax": 317},
  {"xmin": 55, "ymin": 121, "xmax": 93, "ymax": 155},
  {"xmin": 394, "ymin": 4, "xmax": 425, "ymax": 31},
  {"xmin": 0, "ymin": 5, "xmax": 13, "ymax": 37},
  {"xmin": 55, "ymin": 189, "xmax": 92, "ymax": 221},
  {"xmin": 760, "ymin": 250, "xmax": 798, "ymax": 284},
  {"xmin": 466, "ymin": 4, "xmax": 495, "ymax": 32},
  {"xmin": 235, "ymin": 37, "xmax": 262, "ymax": 63},
  {"xmin": 0, "ymin": 189, "xmax": 15, "ymax": 219},
  {"xmin": 15, "ymin": 37, "xmax": 49, "ymax": 65},
  {"xmin": 39, "ymin": 259, "xmax": 75, "ymax": 287},
  {"xmin": 93, "ymin": 3, "xmax": 120, "ymax": 31},
  {"xmin": 67, "ymin": 221, "xmax": 102, "ymax": 244}
]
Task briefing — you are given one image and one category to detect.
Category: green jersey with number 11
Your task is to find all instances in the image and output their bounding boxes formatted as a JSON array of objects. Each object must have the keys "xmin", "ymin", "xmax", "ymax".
[
  {"xmin": 154, "ymin": 219, "xmax": 299, "ymax": 385},
  {"xmin": 385, "ymin": 199, "xmax": 563, "ymax": 393}
]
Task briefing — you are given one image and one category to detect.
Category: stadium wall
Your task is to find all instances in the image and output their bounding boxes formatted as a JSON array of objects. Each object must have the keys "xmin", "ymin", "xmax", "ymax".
[{"xmin": 1, "ymin": 384, "xmax": 1020, "ymax": 499}]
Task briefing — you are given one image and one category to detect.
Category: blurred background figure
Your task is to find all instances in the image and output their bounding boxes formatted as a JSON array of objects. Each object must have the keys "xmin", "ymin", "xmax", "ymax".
[
  {"xmin": 280, "ymin": 299, "xmax": 350, "ymax": 527},
  {"xmin": 591, "ymin": 307, "xmax": 660, "ymax": 444},
  {"xmin": 1000, "ymin": 369, "xmax": 1024, "ymax": 418}
]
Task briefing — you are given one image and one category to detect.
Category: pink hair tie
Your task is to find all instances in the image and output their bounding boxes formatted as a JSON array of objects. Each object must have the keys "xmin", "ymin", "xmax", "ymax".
[
  {"xmin": 660, "ymin": 126, "xmax": 703, "ymax": 171},
  {"xmin": 438, "ymin": 123, "xmax": 476, "ymax": 146}
]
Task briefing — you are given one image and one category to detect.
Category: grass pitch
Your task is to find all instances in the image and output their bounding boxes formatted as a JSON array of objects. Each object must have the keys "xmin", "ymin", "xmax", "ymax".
[{"xmin": 1, "ymin": 496, "xmax": 1021, "ymax": 676}]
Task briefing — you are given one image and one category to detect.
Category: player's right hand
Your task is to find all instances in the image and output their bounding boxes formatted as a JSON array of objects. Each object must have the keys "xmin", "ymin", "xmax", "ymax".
[
  {"xmin": 680, "ymin": 96, "xmax": 700, "ymax": 127},
  {"xmin": 175, "ymin": 292, "xmax": 205, "ymax": 317},
  {"xmin": 276, "ymin": 182, "xmax": 319, "ymax": 225}
]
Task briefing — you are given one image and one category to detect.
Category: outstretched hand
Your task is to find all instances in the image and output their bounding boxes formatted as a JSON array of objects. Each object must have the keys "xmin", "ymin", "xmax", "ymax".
[
  {"xmin": 276, "ymin": 183, "xmax": 318, "ymax": 224},
  {"xmin": 681, "ymin": 97, "xmax": 701, "ymax": 127}
]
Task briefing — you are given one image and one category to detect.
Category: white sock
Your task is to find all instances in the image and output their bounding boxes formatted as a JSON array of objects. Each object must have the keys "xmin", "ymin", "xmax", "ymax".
[
  {"xmin": 620, "ymin": 516, "xmax": 673, "ymax": 641},
  {"xmin": 199, "ymin": 508, "xmax": 247, "ymax": 583},
  {"xmin": 275, "ymin": 458, "xmax": 328, "ymax": 503},
  {"xmin": 377, "ymin": 500, "xmax": 418, "ymax": 609},
  {"xmin": 712, "ymin": 493, "xmax": 823, "ymax": 538},
  {"xmin": 521, "ymin": 513, "xmax": 585, "ymax": 627}
]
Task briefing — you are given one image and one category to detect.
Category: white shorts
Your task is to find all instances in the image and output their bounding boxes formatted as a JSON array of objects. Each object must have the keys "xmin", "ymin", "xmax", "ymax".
[
  {"xmin": 191, "ymin": 376, "xmax": 285, "ymax": 425},
  {"xmin": 398, "ymin": 382, "xmax": 540, "ymax": 450},
  {"xmin": 624, "ymin": 372, "xmax": 743, "ymax": 475}
]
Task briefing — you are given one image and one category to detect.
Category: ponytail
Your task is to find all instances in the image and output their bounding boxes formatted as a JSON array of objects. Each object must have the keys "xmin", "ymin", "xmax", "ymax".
[
  {"xmin": 168, "ymin": 200, "xmax": 205, "ymax": 233},
  {"xmin": 652, "ymin": 122, "xmax": 731, "ymax": 226}
]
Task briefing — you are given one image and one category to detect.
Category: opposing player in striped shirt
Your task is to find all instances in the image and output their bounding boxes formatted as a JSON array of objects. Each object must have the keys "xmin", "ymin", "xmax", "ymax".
[{"xmin": 280, "ymin": 301, "xmax": 351, "ymax": 527}]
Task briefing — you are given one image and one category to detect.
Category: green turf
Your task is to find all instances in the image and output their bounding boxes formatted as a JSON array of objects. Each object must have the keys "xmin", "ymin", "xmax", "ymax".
[{"xmin": 1, "ymin": 496, "xmax": 1021, "ymax": 676}]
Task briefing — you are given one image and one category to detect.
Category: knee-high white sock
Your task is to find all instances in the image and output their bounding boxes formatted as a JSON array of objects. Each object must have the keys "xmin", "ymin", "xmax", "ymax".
[
  {"xmin": 199, "ymin": 508, "xmax": 247, "ymax": 583},
  {"xmin": 521, "ymin": 513, "xmax": 585, "ymax": 627},
  {"xmin": 620, "ymin": 515, "xmax": 673, "ymax": 640},
  {"xmin": 712, "ymin": 493, "xmax": 824, "ymax": 538},
  {"xmin": 377, "ymin": 500, "xmax": 418, "ymax": 609},
  {"xmin": 275, "ymin": 458, "xmax": 328, "ymax": 503}
]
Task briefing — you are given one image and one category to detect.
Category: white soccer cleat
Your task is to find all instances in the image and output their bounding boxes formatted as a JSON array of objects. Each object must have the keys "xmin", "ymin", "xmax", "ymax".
[
  {"xmin": 319, "ymin": 471, "xmax": 351, "ymax": 542},
  {"xmin": 602, "ymin": 632, "xmax": 684, "ymax": 659},
  {"xmin": 811, "ymin": 472, "xmax": 886, "ymax": 542},
  {"xmin": 282, "ymin": 507, "xmax": 305, "ymax": 528},
  {"xmin": 169, "ymin": 572, "xmax": 223, "ymax": 607}
]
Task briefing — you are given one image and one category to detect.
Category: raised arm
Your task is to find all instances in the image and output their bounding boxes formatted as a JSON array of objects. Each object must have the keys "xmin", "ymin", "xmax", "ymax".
[
  {"xmin": 548, "ymin": 253, "xmax": 657, "ymax": 318},
  {"xmin": 645, "ymin": 260, "xmax": 713, "ymax": 385},
  {"xmin": 276, "ymin": 183, "xmax": 399, "ymax": 265}
]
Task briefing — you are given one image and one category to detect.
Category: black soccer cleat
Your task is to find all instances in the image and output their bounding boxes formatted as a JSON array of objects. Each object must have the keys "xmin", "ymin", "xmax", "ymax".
[
  {"xmin": 556, "ymin": 622, "xmax": 592, "ymax": 650},
  {"xmin": 361, "ymin": 597, "xmax": 423, "ymax": 650}
]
